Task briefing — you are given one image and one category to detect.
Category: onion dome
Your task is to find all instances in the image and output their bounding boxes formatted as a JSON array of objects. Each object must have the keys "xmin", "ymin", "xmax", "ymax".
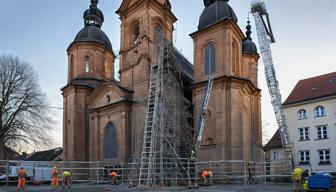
[
  {"xmin": 242, "ymin": 21, "xmax": 258, "ymax": 55},
  {"xmin": 71, "ymin": 0, "xmax": 112, "ymax": 51},
  {"xmin": 199, "ymin": 0, "xmax": 238, "ymax": 30}
]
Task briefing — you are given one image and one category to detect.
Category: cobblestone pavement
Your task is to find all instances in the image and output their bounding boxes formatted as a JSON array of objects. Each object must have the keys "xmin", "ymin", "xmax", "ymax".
[{"xmin": 1, "ymin": 183, "xmax": 293, "ymax": 192}]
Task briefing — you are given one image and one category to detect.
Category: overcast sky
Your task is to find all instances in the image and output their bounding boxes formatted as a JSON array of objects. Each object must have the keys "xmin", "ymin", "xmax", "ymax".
[{"xmin": 0, "ymin": 0, "xmax": 335, "ymax": 151}]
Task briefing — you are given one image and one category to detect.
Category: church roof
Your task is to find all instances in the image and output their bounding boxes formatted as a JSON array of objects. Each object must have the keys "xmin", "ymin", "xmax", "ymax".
[
  {"xmin": 264, "ymin": 129, "xmax": 282, "ymax": 150},
  {"xmin": 62, "ymin": 78, "xmax": 133, "ymax": 94},
  {"xmin": 72, "ymin": 26, "xmax": 112, "ymax": 51},
  {"xmin": 25, "ymin": 147, "xmax": 63, "ymax": 161},
  {"xmin": 69, "ymin": 0, "xmax": 113, "ymax": 52},
  {"xmin": 173, "ymin": 49, "xmax": 194, "ymax": 82},
  {"xmin": 283, "ymin": 72, "xmax": 336, "ymax": 106},
  {"xmin": 198, "ymin": 0, "xmax": 238, "ymax": 30}
]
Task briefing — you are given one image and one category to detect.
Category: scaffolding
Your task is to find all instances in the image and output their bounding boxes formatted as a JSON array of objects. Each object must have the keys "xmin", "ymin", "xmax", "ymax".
[{"xmin": 138, "ymin": 32, "xmax": 193, "ymax": 187}]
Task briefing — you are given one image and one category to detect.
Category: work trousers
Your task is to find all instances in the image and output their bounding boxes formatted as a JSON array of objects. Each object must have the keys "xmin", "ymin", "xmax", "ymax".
[
  {"xmin": 18, "ymin": 178, "xmax": 26, "ymax": 189},
  {"xmin": 52, "ymin": 176, "xmax": 59, "ymax": 187},
  {"xmin": 112, "ymin": 177, "xmax": 117, "ymax": 185}
]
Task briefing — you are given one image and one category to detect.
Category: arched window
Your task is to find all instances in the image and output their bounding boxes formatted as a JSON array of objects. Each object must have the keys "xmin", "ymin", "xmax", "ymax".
[
  {"xmin": 232, "ymin": 40, "xmax": 239, "ymax": 74},
  {"xmin": 205, "ymin": 44, "xmax": 216, "ymax": 76},
  {"xmin": 107, "ymin": 95, "xmax": 111, "ymax": 103},
  {"xmin": 154, "ymin": 25, "xmax": 162, "ymax": 34},
  {"xmin": 314, "ymin": 106, "xmax": 326, "ymax": 117},
  {"xmin": 69, "ymin": 55, "xmax": 74, "ymax": 79},
  {"xmin": 205, "ymin": 138, "xmax": 214, "ymax": 145},
  {"xmin": 103, "ymin": 123, "xmax": 117, "ymax": 159},
  {"xmin": 84, "ymin": 56, "xmax": 91, "ymax": 73},
  {"xmin": 130, "ymin": 21, "xmax": 140, "ymax": 45},
  {"xmin": 297, "ymin": 109, "xmax": 308, "ymax": 120}
]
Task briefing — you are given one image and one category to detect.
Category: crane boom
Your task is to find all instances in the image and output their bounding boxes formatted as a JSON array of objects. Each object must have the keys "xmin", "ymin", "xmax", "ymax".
[{"xmin": 251, "ymin": 1, "xmax": 290, "ymax": 147}]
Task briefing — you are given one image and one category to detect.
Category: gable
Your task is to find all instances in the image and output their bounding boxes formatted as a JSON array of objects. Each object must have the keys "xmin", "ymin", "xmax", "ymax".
[{"xmin": 89, "ymin": 82, "xmax": 131, "ymax": 109}]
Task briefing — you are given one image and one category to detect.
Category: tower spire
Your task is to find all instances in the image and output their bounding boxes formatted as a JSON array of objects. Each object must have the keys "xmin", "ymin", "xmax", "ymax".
[
  {"xmin": 83, "ymin": 0, "xmax": 104, "ymax": 28},
  {"xmin": 91, "ymin": 0, "xmax": 98, "ymax": 7},
  {"xmin": 245, "ymin": 20, "xmax": 252, "ymax": 40},
  {"xmin": 204, "ymin": 0, "xmax": 229, "ymax": 7}
]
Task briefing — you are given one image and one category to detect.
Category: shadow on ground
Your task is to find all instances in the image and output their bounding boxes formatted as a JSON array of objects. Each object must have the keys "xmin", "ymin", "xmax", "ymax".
[{"xmin": 1, "ymin": 183, "xmax": 293, "ymax": 192}]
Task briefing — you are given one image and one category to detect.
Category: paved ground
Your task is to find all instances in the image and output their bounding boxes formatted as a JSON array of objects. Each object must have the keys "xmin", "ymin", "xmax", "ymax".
[{"xmin": 0, "ymin": 183, "xmax": 293, "ymax": 192}]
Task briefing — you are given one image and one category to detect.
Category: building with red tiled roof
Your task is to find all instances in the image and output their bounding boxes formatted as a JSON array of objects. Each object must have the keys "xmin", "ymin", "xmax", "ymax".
[
  {"xmin": 283, "ymin": 72, "xmax": 336, "ymax": 173},
  {"xmin": 283, "ymin": 72, "xmax": 336, "ymax": 106},
  {"xmin": 264, "ymin": 130, "xmax": 282, "ymax": 152}
]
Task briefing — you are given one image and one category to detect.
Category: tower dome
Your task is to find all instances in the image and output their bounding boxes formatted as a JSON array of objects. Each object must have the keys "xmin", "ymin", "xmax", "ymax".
[
  {"xmin": 70, "ymin": 0, "xmax": 112, "ymax": 51},
  {"xmin": 199, "ymin": 0, "xmax": 238, "ymax": 30},
  {"xmin": 242, "ymin": 21, "xmax": 258, "ymax": 55}
]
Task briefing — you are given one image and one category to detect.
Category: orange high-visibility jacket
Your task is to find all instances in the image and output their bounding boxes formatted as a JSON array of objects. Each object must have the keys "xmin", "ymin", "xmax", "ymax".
[
  {"xmin": 18, "ymin": 169, "xmax": 27, "ymax": 179},
  {"xmin": 110, "ymin": 172, "xmax": 118, "ymax": 177},
  {"xmin": 52, "ymin": 170, "xmax": 59, "ymax": 177},
  {"xmin": 202, "ymin": 170, "xmax": 210, "ymax": 177}
]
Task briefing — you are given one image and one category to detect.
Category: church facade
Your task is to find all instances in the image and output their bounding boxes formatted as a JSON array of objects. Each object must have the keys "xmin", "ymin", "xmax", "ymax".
[{"xmin": 62, "ymin": 0, "xmax": 263, "ymax": 163}]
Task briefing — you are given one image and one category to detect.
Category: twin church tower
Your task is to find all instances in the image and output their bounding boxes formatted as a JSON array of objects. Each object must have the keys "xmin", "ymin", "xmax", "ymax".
[{"xmin": 62, "ymin": 0, "xmax": 263, "ymax": 163}]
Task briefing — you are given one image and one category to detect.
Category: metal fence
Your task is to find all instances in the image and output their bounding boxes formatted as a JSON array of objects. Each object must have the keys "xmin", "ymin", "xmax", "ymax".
[{"xmin": 0, "ymin": 159, "xmax": 291, "ymax": 187}]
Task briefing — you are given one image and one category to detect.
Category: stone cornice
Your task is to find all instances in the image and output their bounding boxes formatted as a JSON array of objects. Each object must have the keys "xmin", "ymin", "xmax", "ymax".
[
  {"xmin": 89, "ymin": 99, "xmax": 133, "ymax": 113},
  {"xmin": 190, "ymin": 19, "xmax": 244, "ymax": 40},
  {"xmin": 192, "ymin": 75, "xmax": 261, "ymax": 94}
]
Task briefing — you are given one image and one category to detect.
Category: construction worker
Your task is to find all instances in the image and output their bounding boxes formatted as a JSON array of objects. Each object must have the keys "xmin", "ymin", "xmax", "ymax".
[
  {"xmin": 190, "ymin": 150, "xmax": 196, "ymax": 161},
  {"xmin": 202, "ymin": 169, "xmax": 210, "ymax": 186},
  {"xmin": 51, "ymin": 167, "xmax": 59, "ymax": 188},
  {"xmin": 292, "ymin": 167, "xmax": 303, "ymax": 192},
  {"xmin": 110, "ymin": 171, "xmax": 118, "ymax": 185},
  {"xmin": 247, "ymin": 162, "xmax": 255, "ymax": 184},
  {"xmin": 188, "ymin": 150, "xmax": 197, "ymax": 189},
  {"xmin": 17, "ymin": 167, "xmax": 27, "ymax": 191},
  {"xmin": 62, "ymin": 170, "xmax": 72, "ymax": 188},
  {"xmin": 208, "ymin": 170, "xmax": 213, "ymax": 185}
]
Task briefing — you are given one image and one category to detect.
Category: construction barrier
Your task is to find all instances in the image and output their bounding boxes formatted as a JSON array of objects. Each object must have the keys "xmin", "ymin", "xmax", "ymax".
[{"xmin": 0, "ymin": 159, "xmax": 291, "ymax": 187}]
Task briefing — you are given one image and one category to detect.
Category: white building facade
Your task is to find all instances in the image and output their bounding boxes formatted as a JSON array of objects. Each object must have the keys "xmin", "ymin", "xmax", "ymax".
[{"xmin": 283, "ymin": 72, "xmax": 336, "ymax": 173}]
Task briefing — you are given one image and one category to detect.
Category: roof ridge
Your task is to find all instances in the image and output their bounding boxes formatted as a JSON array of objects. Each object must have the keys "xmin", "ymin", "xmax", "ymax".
[
  {"xmin": 283, "ymin": 71, "xmax": 336, "ymax": 106},
  {"xmin": 299, "ymin": 71, "xmax": 336, "ymax": 81}
]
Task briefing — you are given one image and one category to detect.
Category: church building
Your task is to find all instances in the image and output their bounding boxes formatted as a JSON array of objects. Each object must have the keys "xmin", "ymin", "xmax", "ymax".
[{"xmin": 62, "ymin": 0, "xmax": 263, "ymax": 163}]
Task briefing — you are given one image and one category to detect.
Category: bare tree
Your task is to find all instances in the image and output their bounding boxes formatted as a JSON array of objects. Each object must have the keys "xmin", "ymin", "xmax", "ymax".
[{"xmin": 0, "ymin": 55, "xmax": 53, "ymax": 159}]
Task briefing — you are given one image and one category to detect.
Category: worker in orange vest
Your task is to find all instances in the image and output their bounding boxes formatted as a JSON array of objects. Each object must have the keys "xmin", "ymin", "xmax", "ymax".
[
  {"xmin": 202, "ymin": 169, "xmax": 210, "ymax": 186},
  {"xmin": 51, "ymin": 167, "xmax": 59, "ymax": 188},
  {"xmin": 110, "ymin": 171, "xmax": 118, "ymax": 185},
  {"xmin": 17, "ymin": 167, "xmax": 27, "ymax": 191}
]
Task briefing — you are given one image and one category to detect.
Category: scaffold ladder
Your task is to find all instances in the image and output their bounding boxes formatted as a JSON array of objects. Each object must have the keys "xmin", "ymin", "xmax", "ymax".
[
  {"xmin": 194, "ymin": 78, "xmax": 213, "ymax": 159},
  {"xmin": 138, "ymin": 34, "xmax": 166, "ymax": 187},
  {"xmin": 138, "ymin": 54, "xmax": 161, "ymax": 187}
]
